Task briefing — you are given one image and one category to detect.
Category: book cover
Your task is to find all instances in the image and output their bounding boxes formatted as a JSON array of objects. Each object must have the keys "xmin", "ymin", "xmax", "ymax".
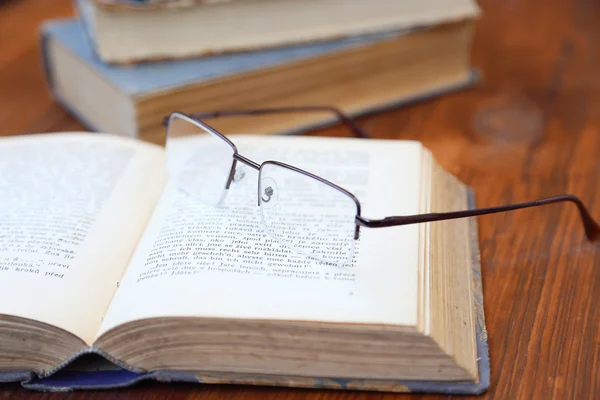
[
  {"xmin": 0, "ymin": 190, "xmax": 490, "ymax": 394},
  {"xmin": 41, "ymin": 18, "xmax": 406, "ymax": 101}
]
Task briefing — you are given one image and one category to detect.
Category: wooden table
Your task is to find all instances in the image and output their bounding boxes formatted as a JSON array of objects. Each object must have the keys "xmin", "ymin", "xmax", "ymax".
[{"xmin": 1, "ymin": 0, "xmax": 598, "ymax": 398}]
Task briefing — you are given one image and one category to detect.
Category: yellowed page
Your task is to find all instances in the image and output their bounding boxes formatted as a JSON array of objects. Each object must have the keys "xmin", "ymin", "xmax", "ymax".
[
  {"xmin": 0, "ymin": 133, "xmax": 166, "ymax": 345},
  {"xmin": 97, "ymin": 135, "xmax": 423, "ymax": 338},
  {"xmin": 94, "ymin": 0, "xmax": 480, "ymax": 62}
]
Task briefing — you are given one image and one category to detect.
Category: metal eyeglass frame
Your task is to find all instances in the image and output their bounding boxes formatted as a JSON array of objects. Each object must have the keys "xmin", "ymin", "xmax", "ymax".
[{"xmin": 162, "ymin": 106, "xmax": 600, "ymax": 244}]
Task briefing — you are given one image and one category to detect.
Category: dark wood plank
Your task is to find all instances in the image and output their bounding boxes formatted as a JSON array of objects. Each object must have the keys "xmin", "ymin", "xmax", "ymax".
[{"xmin": 0, "ymin": 0, "xmax": 598, "ymax": 399}]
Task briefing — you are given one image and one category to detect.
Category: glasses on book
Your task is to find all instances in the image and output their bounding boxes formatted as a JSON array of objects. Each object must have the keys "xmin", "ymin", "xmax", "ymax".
[{"xmin": 163, "ymin": 106, "xmax": 600, "ymax": 266}]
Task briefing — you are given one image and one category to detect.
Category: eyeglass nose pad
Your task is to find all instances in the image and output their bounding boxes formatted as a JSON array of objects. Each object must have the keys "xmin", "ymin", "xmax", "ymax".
[
  {"xmin": 233, "ymin": 167, "xmax": 246, "ymax": 183},
  {"xmin": 259, "ymin": 177, "xmax": 278, "ymax": 209}
]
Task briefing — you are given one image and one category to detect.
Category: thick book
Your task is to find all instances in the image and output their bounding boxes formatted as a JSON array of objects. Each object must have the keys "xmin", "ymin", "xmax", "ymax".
[
  {"xmin": 40, "ymin": 17, "xmax": 479, "ymax": 145},
  {"xmin": 0, "ymin": 130, "xmax": 489, "ymax": 394},
  {"xmin": 75, "ymin": 0, "xmax": 480, "ymax": 65}
]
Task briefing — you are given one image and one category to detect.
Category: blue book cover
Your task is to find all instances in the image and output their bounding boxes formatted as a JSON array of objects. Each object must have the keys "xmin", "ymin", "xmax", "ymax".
[
  {"xmin": 43, "ymin": 18, "xmax": 407, "ymax": 98},
  {"xmin": 0, "ymin": 190, "xmax": 489, "ymax": 394}
]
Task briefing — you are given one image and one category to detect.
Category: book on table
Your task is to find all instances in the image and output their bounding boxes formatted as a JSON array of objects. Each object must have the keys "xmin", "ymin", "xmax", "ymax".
[
  {"xmin": 41, "ymin": 0, "xmax": 480, "ymax": 145},
  {"xmin": 0, "ymin": 124, "xmax": 489, "ymax": 393},
  {"xmin": 74, "ymin": 0, "xmax": 480, "ymax": 64}
]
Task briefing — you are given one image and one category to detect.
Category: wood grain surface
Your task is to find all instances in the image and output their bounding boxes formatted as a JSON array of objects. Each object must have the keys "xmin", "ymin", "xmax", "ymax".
[{"xmin": 1, "ymin": 0, "xmax": 598, "ymax": 399}]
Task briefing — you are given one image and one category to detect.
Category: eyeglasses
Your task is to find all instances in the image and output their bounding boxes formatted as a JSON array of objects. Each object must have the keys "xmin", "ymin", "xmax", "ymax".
[{"xmin": 163, "ymin": 106, "xmax": 600, "ymax": 265}]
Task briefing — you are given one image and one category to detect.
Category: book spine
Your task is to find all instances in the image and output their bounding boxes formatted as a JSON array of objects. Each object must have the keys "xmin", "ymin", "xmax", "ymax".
[{"xmin": 38, "ymin": 21, "xmax": 102, "ymax": 133}]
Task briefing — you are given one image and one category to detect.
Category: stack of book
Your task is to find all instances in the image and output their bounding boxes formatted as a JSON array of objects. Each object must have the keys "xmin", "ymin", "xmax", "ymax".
[{"xmin": 41, "ymin": 0, "xmax": 481, "ymax": 144}]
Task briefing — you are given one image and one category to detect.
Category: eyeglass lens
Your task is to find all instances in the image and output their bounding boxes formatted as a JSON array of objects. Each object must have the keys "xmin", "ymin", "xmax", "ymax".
[
  {"xmin": 165, "ymin": 114, "xmax": 358, "ymax": 265},
  {"xmin": 259, "ymin": 162, "xmax": 357, "ymax": 265},
  {"xmin": 166, "ymin": 114, "xmax": 235, "ymax": 206}
]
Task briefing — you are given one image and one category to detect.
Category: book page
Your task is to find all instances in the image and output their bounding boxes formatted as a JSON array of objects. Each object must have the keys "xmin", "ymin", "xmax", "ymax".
[
  {"xmin": 0, "ymin": 133, "xmax": 166, "ymax": 345},
  {"xmin": 98, "ymin": 135, "xmax": 423, "ymax": 337}
]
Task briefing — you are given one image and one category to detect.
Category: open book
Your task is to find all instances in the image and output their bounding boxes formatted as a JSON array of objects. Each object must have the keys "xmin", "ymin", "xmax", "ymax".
[{"xmin": 0, "ymin": 132, "xmax": 489, "ymax": 393}]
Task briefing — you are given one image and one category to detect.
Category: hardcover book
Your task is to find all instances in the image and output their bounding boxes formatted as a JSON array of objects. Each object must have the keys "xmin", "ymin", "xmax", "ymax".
[
  {"xmin": 74, "ymin": 0, "xmax": 480, "ymax": 64},
  {"xmin": 41, "ymin": 17, "xmax": 479, "ymax": 144},
  {"xmin": 0, "ymin": 130, "xmax": 489, "ymax": 393}
]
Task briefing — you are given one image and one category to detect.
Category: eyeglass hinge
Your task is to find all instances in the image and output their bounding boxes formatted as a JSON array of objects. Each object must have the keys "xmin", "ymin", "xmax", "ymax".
[{"xmin": 355, "ymin": 215, "xmax": 371, "ymax": 227}]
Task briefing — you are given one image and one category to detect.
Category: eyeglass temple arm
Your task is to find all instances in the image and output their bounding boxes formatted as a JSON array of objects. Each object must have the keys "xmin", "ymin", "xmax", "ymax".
[
  {"xmin": 162, "ymin": 106, "xmax": 371, "ymax": 138},
  {"xmin": 355, "ymin": 195, "xmax": 600, "ymax": 242}
]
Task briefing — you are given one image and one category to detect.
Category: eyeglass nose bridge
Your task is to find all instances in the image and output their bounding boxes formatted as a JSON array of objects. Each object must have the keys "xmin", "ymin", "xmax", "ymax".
[
  {"xmin": 233, "ymin": 153, "xmax": 260, "ymax": 170},
  {"xmin": 226, "ymin": 153, "xmax": 264, "ymax": 204}
]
